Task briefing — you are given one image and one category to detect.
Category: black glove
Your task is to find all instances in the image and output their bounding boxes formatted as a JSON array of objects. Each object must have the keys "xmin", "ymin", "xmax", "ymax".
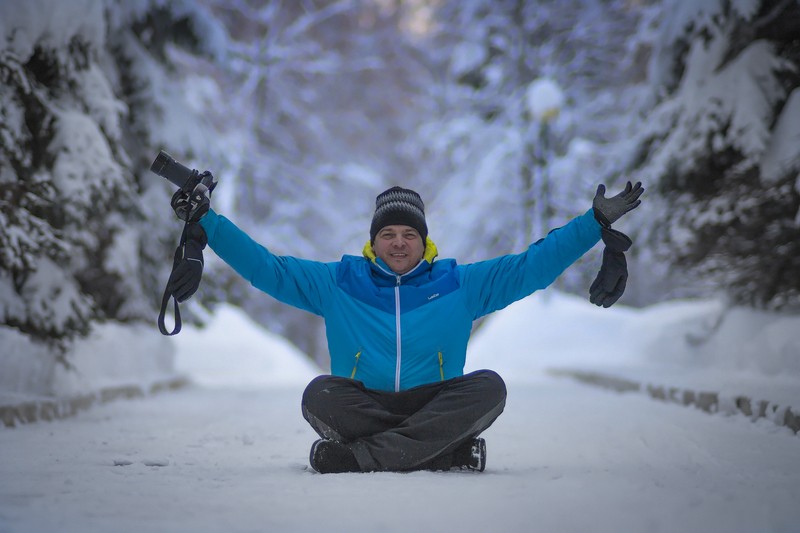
[
  {"xmin": 592, "ymin": 181, "xmax": 644, "ymax": 227},
  {"xmin": 170, "ymin": 171, "xmax": 215, "ymax": 223},
  {"xmin": 166, "ymin": 223, "xmax": 207, "ymax": 303},
  {"xmin": 589, "ymin": 227, "xmax": 632, "ymax": 308}
]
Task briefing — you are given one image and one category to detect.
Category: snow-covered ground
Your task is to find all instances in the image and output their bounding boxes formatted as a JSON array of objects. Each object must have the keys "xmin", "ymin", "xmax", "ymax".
[{"xmin": 1, "ymin": 294, "xmax": 799, "ymax": 532}]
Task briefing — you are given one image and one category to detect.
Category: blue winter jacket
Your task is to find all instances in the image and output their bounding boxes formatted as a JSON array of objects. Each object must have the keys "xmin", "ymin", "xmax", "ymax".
[{"xmin": 199, "ymin": 208, "xmax": 601, "ymax": 391}]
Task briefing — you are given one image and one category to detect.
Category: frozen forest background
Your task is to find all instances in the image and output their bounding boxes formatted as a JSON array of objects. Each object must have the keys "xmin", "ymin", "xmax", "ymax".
[{"xmin": 1, "ymin": 0, "xmax": 799, "ymax": 370}]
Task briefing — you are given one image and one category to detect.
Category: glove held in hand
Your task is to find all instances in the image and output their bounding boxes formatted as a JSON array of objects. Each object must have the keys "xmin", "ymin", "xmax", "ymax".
[
  {"xmin": 158, "ymin": 223, "xmax": 207, "ymax": 335},
  {"xmin": 166, "ymin": 223, "xmax": 207, "ymax": 303},
  {"xmin": 589, "ymin": 227, "xmax": 632, "ymax": 308}
]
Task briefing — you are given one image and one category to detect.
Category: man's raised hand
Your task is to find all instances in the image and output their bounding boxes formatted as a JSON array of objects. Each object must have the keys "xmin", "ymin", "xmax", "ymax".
[{"xmin": 592, "ymin": 181, "xmax": 644, "ymax": 227}]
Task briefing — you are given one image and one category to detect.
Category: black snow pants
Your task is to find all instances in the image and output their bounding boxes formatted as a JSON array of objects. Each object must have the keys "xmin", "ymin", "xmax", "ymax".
[{"xmin": 301, "ymin": 369, "xmax": 507, "ymax": 472}]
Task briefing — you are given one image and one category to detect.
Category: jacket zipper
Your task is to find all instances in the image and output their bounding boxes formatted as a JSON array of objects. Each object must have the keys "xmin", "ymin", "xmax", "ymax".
[
  {"xmin": 374, "ymin": 260, "xmax": 424, "ymax": 393},
  {"xmin": 438, "ymin": 351, "xmax": 445, "ymax": 381},
  {"xmin": 393, "ymin": 275, "xmax": 402, "ymax": 391},
  {"xmin": 350, "ymin": 349, "xmax": 362, "ymax": 379}
]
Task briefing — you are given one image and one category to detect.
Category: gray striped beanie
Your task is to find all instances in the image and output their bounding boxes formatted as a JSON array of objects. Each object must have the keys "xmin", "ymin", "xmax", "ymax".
[{"xmin": 370, "ymin": 186, "xmax": 428, "ymax": 243}]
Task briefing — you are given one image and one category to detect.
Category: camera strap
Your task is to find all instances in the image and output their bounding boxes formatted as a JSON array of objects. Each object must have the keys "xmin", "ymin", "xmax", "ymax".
[{"xmin": 157, "ymin": 223, "xmax": 189, "ymax": 336}]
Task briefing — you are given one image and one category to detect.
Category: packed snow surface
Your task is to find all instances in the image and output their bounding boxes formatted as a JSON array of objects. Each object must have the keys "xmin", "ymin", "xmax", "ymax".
[{"xmin": 1, "ymin": 293, "xmax": 799, "ymax": 533}]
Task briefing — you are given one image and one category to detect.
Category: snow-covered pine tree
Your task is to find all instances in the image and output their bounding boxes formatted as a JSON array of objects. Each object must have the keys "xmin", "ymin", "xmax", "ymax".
[
  {"xmin": 418, "ymin": 0, "xmax": 651, "ymax": 297},
  {"xmin": 635, "ymin": 0, "xmax": 800, "ymax": 309},
  {"xmin": 0, "ymin": 0, "xmax": 226, "ymax": 359}
]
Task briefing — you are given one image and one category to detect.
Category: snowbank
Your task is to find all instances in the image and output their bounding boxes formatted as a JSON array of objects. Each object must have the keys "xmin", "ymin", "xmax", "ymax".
[
  {"xmin": 466, "ymin": 290, "xmax": 800, "ymax": 425},
  {"xmin": 0, "ymin": 320, "xmax": 182, "ymax": 427},
  {"xmin": 173, "ymin": 303, "xmax": 320, "ymax": 388},
  {"xmin": 0, "ymin": 301, "xmax": 318, "ymax": 427},
  {"xmin": 469, "ymin": 291, "xmax": 800, "ymax": 379},
  {"xmin": 0, "ymin": 322, "xmax": 175, "ymax": 402}
]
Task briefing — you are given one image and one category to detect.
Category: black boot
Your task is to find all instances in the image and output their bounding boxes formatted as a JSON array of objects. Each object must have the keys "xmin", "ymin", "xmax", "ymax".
[
  {"xmin": 309, "ymin": 439, "xmax": 361, "ymax": 474},
  {"xmin": 425, "ymin": 437, "xmax": 487, "ymax": 472},
  {"xmin": 451, "ymin": 437, "xmax": 486, "ymax": 472}
]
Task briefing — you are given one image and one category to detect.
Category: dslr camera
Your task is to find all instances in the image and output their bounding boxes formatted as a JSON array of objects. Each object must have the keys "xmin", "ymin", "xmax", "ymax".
[{"xmin": 150, "ymin": 150, "xmax": 217, "ymax": 222}]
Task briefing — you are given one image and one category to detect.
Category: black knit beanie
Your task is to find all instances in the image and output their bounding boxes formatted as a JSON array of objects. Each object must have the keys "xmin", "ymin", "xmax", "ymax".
[{"xmin": 369, "ymin": 186, "xmax": 428, "ymax": 243}]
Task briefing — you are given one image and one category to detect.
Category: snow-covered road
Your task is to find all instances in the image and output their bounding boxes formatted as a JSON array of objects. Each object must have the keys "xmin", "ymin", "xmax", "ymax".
[{"xmin": 2, "ymin": 377, "xmax": 799, "ymax": 533}]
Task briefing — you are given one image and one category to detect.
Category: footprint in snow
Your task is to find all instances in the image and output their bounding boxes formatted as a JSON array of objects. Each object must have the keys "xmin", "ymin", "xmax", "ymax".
[
  {"xmin": 112, "ymin": 459, "xmax": 169, "ymax": 467},
  {"xmin": 143, "ymin": 459, "xmax": 170, "ymax": 467}
]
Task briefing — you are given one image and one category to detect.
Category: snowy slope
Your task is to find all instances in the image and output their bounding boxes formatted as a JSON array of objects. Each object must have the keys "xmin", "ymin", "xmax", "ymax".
[
  {"xmin": 467, "ymin": 291, "xmax": 800, "ymax": 410},
  {"xmin": 173, "ymin": 304, "xmax": 319, "ymax": 388}
]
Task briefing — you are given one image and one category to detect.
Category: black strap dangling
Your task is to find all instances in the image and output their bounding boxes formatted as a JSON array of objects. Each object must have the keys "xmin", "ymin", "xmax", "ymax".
[
  {"xmin": 157, "ymin": 223, "xmax": 189, "ymax": 336},
  {"xmin": 157, "ymin": 286, "xmax": 182, "ymax": 336}
]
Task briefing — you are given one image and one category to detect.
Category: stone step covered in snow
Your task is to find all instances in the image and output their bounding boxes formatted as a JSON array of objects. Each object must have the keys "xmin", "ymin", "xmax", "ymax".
[
  {"xmin": 548, "ymin": 368, "xmax": 800, "ymax": 434},
  {"xmin": 0, "ymin": 377, "xmax": 190, "ymax": 428}
]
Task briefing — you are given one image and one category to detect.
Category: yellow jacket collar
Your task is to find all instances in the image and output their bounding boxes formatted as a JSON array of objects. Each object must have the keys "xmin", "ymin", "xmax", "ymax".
[{"xmin": 363, "ymin": 237, "xmax": 439, "ymax": 264}]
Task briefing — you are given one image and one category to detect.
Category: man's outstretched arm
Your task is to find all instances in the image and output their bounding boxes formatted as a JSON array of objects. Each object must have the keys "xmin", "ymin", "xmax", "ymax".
[
  {"xmin": 460, "ymin": 209, "xmax": 601, "ymax": 318},
  {"xmin": 461, "ymin": 182, "xmax": 644, "ymax": 318},
  {"xmin": 199, "ymin": 209, "xmax": 336, "ymax": 316}
]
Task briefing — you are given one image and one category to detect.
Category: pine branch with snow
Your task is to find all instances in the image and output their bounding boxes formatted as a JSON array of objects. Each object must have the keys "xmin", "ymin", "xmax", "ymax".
[
  {"xmin": 0, "ymin": 0, "xmax": 230, "ymax": 356},
  {"xmin": 633, "ymin": 0, "xmax": 800, "ymax": 310}
]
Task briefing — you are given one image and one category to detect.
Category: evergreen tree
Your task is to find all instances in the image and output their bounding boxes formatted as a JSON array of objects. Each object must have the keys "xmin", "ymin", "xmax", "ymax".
[
  {"xmin": 633, "ymin": 0, "xmax": 800, "ymax": 309},
  {"xmin": 0, "ymin": 0, "xmax": 227, "ymax": 357},
  {"xmin": 417, "ymin": 0, "xmax": 650, "ymax": 296}
]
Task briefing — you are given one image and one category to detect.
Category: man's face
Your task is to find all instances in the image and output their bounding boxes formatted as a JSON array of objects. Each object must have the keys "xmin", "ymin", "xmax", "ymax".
[{"xmin": 373, "ymin": 225, "xmax": 425, "ymax": 275}]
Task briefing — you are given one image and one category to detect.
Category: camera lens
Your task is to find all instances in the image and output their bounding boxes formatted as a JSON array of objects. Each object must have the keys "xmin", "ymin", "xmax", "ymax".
[{"xmin": 150, "ymin": 151, "xmax": 195, "ymax": 189}]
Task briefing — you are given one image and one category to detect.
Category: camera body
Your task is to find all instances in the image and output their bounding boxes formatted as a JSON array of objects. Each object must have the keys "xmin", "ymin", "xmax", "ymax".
[{"xmin": 150, "ymin": 150, "xmax": 217, "ymax": 222}]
